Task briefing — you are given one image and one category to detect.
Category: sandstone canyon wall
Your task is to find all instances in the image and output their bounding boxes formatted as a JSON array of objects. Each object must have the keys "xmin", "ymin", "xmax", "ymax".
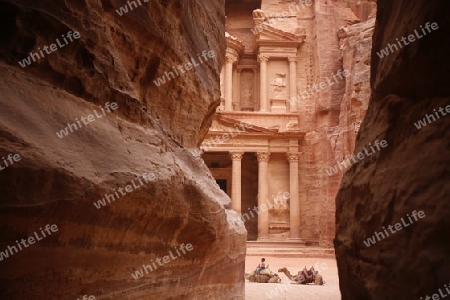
[
  {"xmin": 293, "ymin": 0, "xmax": 373, "ymax": 247},
  {"xmin": 336, "ymin": 0, "xmax": 450, "ymax": 299},
  {"xmin": 0, "ymin": 1, "xmax": 247, "ymax": 299},
  {"xmin": 326, "ymin": 0, "xmax": 376, "ymax": 239}
]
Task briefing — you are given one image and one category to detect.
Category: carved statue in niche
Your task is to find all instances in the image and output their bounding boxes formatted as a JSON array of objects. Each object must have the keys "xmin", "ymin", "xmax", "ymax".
[
  {"xmin": 270, "ymin": 73, "xmax": 287, "ymax": 98},
  {"xmin": 242, "ymin": 83, "xmax": 253, "ymax": 102},
  {"xmin": 272, "ymin": 191, "xmax": 289, "ymax": 211},
  {"xmin": 240, "ymin": 71, "xmax": 254, "ymax": 111}
]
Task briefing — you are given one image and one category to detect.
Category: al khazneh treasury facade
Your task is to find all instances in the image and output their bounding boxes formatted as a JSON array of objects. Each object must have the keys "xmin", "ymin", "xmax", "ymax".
[{"xmin": 200, "ymin": 0, "xmax": 374, "ymax": 246}]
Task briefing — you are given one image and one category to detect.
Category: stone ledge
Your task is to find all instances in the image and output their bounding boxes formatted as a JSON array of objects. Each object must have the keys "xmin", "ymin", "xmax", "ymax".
[{"xmin": 246, "ymin": 241, "xmax": 335, "ymax": 258}]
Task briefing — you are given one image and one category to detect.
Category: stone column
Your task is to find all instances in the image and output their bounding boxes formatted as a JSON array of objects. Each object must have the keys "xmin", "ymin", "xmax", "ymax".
[
  {"xmin": 220, "ymin": 66, "xmax": 225, "ymax": 98},
  {"xmin": 253, "ymin": 68, "xmax": 258, "ymax": 111},
  {"xmin": 258, "ymin": 55, "xmax": 269, "ymax": 112},
  {"xmin": 287, "ymin": 152, "xmax": 301, "ymax": 240},
  {"xmin": 256, "ymin": 152, "xmax": 270, "ymax": 240},
  {"xmin": 225, "ymin": 54, "xmax": 236, "ymax": 111},
  {"xmin": 288, "ymin": 57, "xmax": 298, "ymax": 112},
  {"xmin": 236, "ymin": 69, "xmax": 242, "ymax": 111},
  {"xmin": 230, "ymin": 151, "xmax": 244, "ymax": 213}
]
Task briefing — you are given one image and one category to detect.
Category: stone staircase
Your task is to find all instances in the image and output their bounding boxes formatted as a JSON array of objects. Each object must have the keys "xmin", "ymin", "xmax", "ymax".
[{"xmin": 246, "ymin": 241, "xmax": 335, "ymax": 258}]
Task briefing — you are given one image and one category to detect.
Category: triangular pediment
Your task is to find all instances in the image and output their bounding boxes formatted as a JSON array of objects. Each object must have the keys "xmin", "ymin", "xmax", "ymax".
[
  {"xmin": 209, "ymin": 115, "xmax": 277, "ymax": 133},
  {"xmin": 251, "ymin": 9, "xmax": 306, "ymax": 45},
  {"xmin": 256, "ymin": 25, "xmax": 305, "ymax": 42}
]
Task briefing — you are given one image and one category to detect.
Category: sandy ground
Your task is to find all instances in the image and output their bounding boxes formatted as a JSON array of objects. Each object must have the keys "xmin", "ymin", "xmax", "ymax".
[{"xmin": 245, "ymin": 256, "xmax": 341, "ymax": 300}]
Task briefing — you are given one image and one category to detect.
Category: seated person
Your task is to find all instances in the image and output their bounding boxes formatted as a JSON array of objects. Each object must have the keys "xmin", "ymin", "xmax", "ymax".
[{"xmin": 256, "ymin": 258, "xmax": 268, "ymax": 275}]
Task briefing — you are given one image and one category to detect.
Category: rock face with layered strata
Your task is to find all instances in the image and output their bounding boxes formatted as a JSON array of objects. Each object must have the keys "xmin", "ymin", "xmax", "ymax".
[
  {"xmin": 335, "ymin": 0, "xmax": 450, "ymax": 299},
  {"xmin": 0, "ymin": 1, "xmax": 246, "ymax": 299}
]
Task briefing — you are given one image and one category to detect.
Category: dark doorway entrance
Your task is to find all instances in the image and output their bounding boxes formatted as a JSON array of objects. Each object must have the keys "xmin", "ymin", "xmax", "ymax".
[{"xmin": 216, "ymin": 179, "xmax": 227, "ymax": 193}]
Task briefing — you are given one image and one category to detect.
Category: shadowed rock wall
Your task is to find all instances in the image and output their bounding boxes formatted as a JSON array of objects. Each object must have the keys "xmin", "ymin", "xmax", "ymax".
[
  {"xmin": 335, "ymin": 0, "xmax": 450, "ymax": 299},
  {"xmin": 0, "ymin": 0, "xmax": 247, "ymax": 299}
]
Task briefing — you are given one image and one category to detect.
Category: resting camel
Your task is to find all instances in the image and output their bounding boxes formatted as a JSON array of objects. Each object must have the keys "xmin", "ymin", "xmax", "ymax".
[
  {"xmin": 245, "ymin": 269, "xmax": 281, "ymax": 283},
  {"xmin": 278, "ymin": 266, "xmax": 324, "ymax": 285}
]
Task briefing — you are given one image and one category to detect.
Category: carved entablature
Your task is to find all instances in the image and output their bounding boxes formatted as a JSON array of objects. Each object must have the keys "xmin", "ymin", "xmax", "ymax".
[
  {"xmin": 239, "ymin": 59, "xmax": 257, "ymax": 66},
  {"xmin": 259, "ymin": 46, "xmax": 298, "ymax": 58},
  {"xmin": 247, "ymin": 139, "xmax": 268, "ymax": 146},
  {"xmin": 230, "ymin": 141, "xmax": 245, "ymax": 146},
  {"xmin": 284, "ymin": 121, "xmax": 299, "ymax": 131},
  {"xmin": 225, "ymin": 32, "xmax": 244, "ymax": 64},
  {"xmin": 271, "ymin": 139, "xmax": 290, "ymax": 147},
  {"xmin": 260, "ymin": 47, "xmax": 298, "ymax": 53},
  {"xmin": 226, "ymin": 32, "xmax": 245, "ymax": 54}
]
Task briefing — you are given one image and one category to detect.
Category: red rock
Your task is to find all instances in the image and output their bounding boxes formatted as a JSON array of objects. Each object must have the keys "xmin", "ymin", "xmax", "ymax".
[
  {"xmin": 0, "ymin": 0, "xmax": 246, "ymax": 299},
  {"xmin": 335, "ymin": 0, "xmax": 450, "ymax": 298}
]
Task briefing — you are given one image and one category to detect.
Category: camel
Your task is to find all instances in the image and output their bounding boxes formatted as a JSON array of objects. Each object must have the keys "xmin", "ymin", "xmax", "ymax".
[
  {"xmin": 245, "ymin": 269, "xmax": 281, "ymax": 283},
  {"xmin": 278, "ymin": 266, "xmax": 324, "ymax": 285}
]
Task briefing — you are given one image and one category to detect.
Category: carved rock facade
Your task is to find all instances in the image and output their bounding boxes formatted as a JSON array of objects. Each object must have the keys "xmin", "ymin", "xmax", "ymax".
[{"xmin": 203, "ymin": 0, "xmax": 375, "ymax": 247}]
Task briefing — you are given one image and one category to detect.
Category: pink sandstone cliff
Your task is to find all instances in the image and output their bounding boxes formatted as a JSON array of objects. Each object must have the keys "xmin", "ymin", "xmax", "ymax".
[
  {"xmin": 296, "ymin": 0, "xmax": 374, "ymax": 247},
  {"xmin": 0, "ymin": 0, "xmax": 246, "ymax": 299}
]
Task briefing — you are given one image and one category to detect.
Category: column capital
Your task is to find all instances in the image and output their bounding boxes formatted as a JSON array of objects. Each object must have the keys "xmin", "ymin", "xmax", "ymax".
[
  {"xmin": 225, "ymin": 53, "xmax": 237, "ymax": 64},
  {"xmin": 256, "ymin": 152, "xmax": 270, "ymax": 162},
  {"xmin": 288, "ymin": 57, "xmax": 298, "ymax": 62},
  {"xmin": 258, "ymin": 55, "xmax": 269, "ymax": 63},
  {"xmin": 230, "ymin": 151, "xmax": 244, "ymax": 160},
  {"xmin": 286, "ymin": 152, "xmax": 302, "ymax": 162}
]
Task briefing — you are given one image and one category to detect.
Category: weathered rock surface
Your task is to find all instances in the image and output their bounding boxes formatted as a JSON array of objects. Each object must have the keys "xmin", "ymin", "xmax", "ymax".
[
  {"xmin": 335, "ymin": 0, "xmax": 450, "ymax": 299},
  {"xmin": 347, "ymin": 0, "xmax": 376, "ymax": 22},
  {"xmin": 325, "ymin": 10, "xmax": 375, "ymax": 207},
  {"xmin": 294, "ymin": 0, "xmax": 370, "ymax": 247},
  {"xmin": 0, "ymin": 0, "xmax": 246, "ymax": 299}
]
